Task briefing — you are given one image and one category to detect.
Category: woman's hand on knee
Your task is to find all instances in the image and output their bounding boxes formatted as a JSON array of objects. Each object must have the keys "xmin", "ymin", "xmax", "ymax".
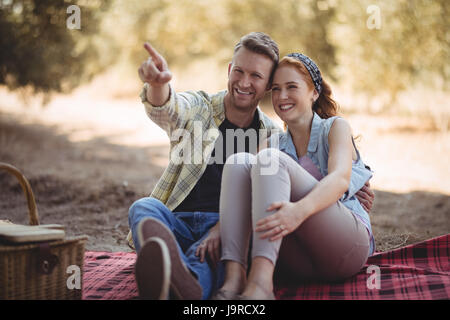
[{"xmin": 255, "ymin": 202, "xmax": 305, "ymax": 241}]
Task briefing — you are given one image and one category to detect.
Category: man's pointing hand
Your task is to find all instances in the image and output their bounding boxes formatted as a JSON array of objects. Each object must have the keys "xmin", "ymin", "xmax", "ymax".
[{"xmin": 138, "ymin": 43, "xmax": 172, "ymax": 87}]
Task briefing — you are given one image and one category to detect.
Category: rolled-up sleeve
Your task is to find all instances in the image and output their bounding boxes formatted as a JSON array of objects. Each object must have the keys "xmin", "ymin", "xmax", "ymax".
[{"xmin": 140, "ymin": 83, "xmax": 196, "ymax": 137}]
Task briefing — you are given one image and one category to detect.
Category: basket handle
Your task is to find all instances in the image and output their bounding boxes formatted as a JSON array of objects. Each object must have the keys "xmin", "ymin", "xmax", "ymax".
[{"xmin": 0, "ymin": 162, "xmax": 40, "ymax": 225}]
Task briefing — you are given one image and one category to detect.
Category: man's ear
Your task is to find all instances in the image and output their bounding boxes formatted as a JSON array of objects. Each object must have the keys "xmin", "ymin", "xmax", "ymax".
[{"xmin": 228, "ymin": 63, "xmax": 232, "ymax": 76}]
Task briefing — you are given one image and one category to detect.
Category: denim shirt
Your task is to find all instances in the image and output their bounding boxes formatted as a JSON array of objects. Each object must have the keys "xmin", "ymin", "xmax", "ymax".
[{"xmin": 275, "ymin": 112, "xmax": 375, "ymax": 255}]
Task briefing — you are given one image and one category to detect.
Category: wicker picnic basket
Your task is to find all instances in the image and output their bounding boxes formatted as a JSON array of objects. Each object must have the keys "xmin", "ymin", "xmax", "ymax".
[{"xmin": 0, "ymin": 162, "xmax": 88, "ymax": 299}]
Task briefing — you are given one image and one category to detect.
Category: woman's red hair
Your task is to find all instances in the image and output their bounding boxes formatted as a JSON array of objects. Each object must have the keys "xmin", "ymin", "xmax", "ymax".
[{"xmin": 277, "ymin": 56, "xmax": 339, "ymax": 119}]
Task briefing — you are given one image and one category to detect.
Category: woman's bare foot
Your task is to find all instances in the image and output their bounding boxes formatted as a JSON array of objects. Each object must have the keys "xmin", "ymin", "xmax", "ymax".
[
  {"xmin": 238, "ymin": 257, "xmax": 275, "ymax": 300},
  {"xmin": 212, "ymin": 261, "xmax": 247, "ymax": 299},
  {"xmin": 239, "ymin": 281, "xmax": 274, "ymax": 300}
]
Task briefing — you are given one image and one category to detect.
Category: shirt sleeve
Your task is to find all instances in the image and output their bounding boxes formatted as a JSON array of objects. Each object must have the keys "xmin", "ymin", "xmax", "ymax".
[
  {"xmin": 341, "ymin": 138, "xmax": 374, "ymax": 201},
  {"xmin": 140, "ymin": 83, "xmax": 205, "ymax": 137},
  {"xmin": 341, "ymin": 162, "xmax": 373, "ymax": 201}
]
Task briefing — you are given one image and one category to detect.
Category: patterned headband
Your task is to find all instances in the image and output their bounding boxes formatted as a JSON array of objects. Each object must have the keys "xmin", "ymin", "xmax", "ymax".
[{"xmin": 287, "ymin": 53, "xmax": 322, "ymax": 95}]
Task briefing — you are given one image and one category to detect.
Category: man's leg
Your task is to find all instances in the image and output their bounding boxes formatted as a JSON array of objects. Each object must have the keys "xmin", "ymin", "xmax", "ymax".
[
  {"xmin": 134, "ymin": 237, "xmax": 171, "ymax": 299},
  {"xmin": 128, "ymin": 197, "xmax": 217, "ymax": 299},
  {"xmin": 174, "ymin": 211, "xmax": 223, "ymax": 299},
  {"xmin": 129, "ymin": 197, "xmax": 188, "ymax": 253}
]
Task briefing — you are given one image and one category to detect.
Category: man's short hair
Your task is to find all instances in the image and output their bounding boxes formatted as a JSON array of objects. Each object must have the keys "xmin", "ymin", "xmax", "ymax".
[{"xmin": 234, "ymin": 32, "xmax": 279, "ymax": 82}]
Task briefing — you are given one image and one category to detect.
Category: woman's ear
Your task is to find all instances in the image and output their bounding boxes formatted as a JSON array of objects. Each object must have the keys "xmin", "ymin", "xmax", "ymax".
[
  {"xmin": 313, "ymin": 89, "xmax": 319, "ymax": 102},
  {"xmin": 312, "ymin": 89, "xmax": 319, "ymax": 102}
]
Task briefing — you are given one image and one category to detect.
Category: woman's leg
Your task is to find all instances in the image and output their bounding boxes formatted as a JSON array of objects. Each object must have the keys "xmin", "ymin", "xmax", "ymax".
[
  {"xmin": 245, "ymin": 148, "xmax": 370, "ymax": 296},
  {"xmin": 263, "ymin": 150, "xmax": 370, "ymax": 281},
  {"xmin": 218, "ymin": 152, "xmax": 256, "ymax": 294},
  {"xmin": 239, "ymin": 148, "xmax": 297, "ymax": 298},
  {"xmin": 280, "ymin": 200, "xmax": 370, "ymax": 282}
]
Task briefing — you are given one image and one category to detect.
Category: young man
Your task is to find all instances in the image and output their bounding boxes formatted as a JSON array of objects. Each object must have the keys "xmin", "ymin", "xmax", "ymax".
[{"xmin": 128, "ymin": 32, "xmax": 374, "ymax": 300}]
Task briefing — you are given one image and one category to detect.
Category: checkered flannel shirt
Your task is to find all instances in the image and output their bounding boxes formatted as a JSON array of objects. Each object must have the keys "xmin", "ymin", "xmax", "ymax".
[{"xmin": 126, "ymin": 83, "xmax": 280, "ymax": 249}]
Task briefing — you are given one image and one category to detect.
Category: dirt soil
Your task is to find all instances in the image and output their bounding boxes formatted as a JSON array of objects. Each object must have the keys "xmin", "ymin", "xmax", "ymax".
[
  {"xmin": 0, "ymin": 89, "xmax": 449, "ymax": 253},
  {"xmin": 0, "ymin": 112, "xmax": 167, "ymax": 252}
]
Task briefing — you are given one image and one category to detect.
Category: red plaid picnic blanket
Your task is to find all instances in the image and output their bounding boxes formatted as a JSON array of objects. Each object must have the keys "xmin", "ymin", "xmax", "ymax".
[{"xmin": 82, "ymin": 234, "xmax": 449, "ymax": 300}]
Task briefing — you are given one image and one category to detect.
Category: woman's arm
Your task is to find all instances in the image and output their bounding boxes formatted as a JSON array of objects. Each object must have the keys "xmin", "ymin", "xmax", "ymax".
[
  {"xmin": 256, "ymin": 118, "xmax": 355, "ymax": 241},
  {"xmin": 292, "ymin": 118, "xmax": 353, "ymax": 220}
]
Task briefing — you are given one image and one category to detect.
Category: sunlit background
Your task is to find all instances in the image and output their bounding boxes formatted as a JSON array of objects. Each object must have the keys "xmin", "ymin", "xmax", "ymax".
[{"xmin": 2, "ymin": 0, "xmax": 449, "ymax": 191}]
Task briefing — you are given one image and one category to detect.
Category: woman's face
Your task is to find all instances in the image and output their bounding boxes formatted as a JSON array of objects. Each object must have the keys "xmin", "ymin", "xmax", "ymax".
[{"xmin": 271, "ymin": 64, "xmax": 318, "ymax": 123}]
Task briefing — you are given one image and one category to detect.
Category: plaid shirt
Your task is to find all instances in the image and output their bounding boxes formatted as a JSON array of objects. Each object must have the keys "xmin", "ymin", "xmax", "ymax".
[{"xmin": 127, "ymin": 83, "xmax": 280, "ymax": 248}]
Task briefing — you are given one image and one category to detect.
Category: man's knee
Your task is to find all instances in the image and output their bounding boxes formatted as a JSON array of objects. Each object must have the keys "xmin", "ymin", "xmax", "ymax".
[{"xmin": 128, "ymin": 197, "xmax": 166, "ymax": 223}]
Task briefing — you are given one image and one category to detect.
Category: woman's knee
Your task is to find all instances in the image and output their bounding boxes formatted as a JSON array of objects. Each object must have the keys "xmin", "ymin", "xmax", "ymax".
[
  {"xmin": 252, "ymin": 148, "xmax": 287, "ymax": 176},
  {"xmin": 224, "ymin": 152, "xmax": 255, "ymax": 166},
  {"xmin": 255, "ymin": 148, "xmax": 280, "ymax": 160},
  {"xmin": 223, "ymin": 152, "xmax": 255, "ymax": 176}
]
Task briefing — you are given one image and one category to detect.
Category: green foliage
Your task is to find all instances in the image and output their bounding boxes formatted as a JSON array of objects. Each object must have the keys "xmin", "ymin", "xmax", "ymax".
[
  {"xmin": 123, "ymin": 0, "xmax": 338, "ymax": 81},
  {"xmin": 0, "ymin": 0, "xmax": 112, "ymax": 95},
  {"xmin": 117, "ymin": 0, "xmax": 230, "ymax": 68},
  {"xmin": 334, "ymin": 0, "xmax": 449, "ymax": 101},
  {"xmin": 123, "ymin": 0, "xmax": 448, "ymax": 100},
  {"xmin": 224, "ymin": 0, "xmax": 338, "ymax": 80},
  {"xmin": 0, "ymin": 0, "xmax": 448, "ymax": 104}
]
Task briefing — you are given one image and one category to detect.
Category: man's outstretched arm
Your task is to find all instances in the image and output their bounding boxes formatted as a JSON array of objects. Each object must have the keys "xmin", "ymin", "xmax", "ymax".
[{"xmin": 138, "ymin": 42, "xmax": 172, "ymax": 106}]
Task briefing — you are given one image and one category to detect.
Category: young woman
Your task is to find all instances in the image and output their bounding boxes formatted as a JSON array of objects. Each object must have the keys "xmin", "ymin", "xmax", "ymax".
[{"xmin": 213, "ymin": 53, "xmax": 375, "ymax": 300}]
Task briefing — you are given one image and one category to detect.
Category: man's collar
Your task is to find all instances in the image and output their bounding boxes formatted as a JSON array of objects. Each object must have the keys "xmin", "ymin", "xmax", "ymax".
[{"xmin": 212, "ymin": 90, "xmax": 227, "ymax": 119}]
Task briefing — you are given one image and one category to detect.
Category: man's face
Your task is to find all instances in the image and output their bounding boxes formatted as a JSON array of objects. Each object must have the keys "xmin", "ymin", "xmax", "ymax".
[{"xmin": 227, "ymin": 47, "xmax": 274, "ymax": 111}]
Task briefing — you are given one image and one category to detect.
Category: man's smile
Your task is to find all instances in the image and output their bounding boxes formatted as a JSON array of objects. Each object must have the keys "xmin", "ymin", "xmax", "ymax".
[{"xmin": 235, "ymin": 88, "xmax": 253, "ymax": 97}]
